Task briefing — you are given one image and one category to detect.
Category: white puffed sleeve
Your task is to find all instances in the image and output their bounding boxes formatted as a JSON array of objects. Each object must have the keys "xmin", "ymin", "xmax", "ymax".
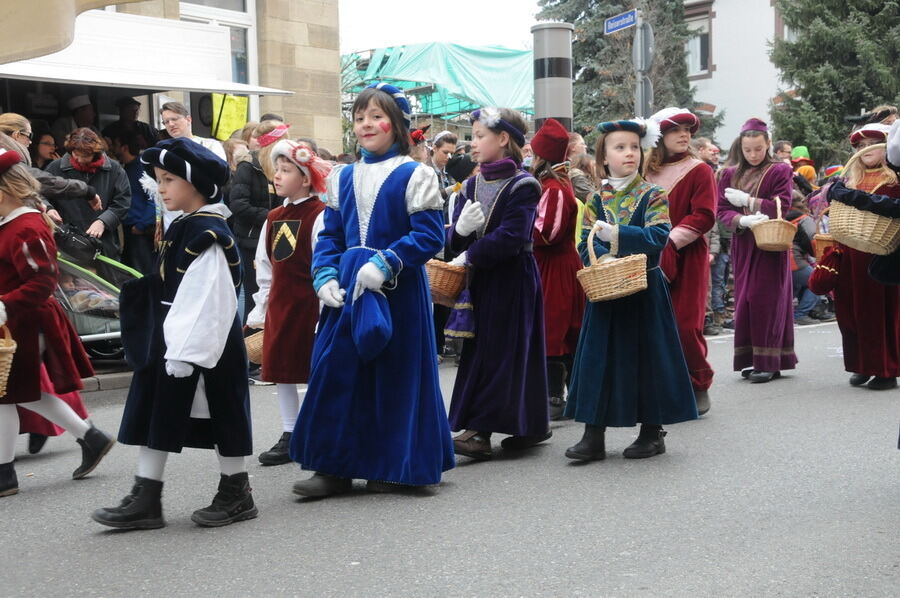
[
  {"xmin": 405, "ymin": 163, "xmax": 444, "ymax": 214},
  {"xmin": 246, "ymin": 219, "xmax": 270, "ymax": 328},
  {"xmin": 324, "ymin": 163, "xmax": 345, "ymax": 210},
  {"xmin": 163, "ymin": 244, "xmax": 237, "ymax": 369}
]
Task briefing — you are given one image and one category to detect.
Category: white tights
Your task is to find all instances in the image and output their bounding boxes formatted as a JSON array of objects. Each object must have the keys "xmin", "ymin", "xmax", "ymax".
[
  {"xmin": 136, "ymin": 445, "xmax": 245, "ymax": 481},
  {"xmin": 276, "ymin": 383, "xmax": 300, "ymax": 433},
  {"xmin": 0, "ymin": 393, "xmax": 90, "ymax": 464}
]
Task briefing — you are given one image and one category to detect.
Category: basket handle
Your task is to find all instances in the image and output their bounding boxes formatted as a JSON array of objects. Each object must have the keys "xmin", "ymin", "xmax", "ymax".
[
  {"xmin": 774, "ymin": 195, "xmax": 782, "ymax": 221},
  {"xmin": 1, "ymin": 325, "xmax": 9, "ymax": 341},
  {"xmin": 843, "ymin": 142, "xmax": 886, "ymax": 174},
  {"xmin": 587, "ymin": 224, "xmax": 599, "ymax": 266}
]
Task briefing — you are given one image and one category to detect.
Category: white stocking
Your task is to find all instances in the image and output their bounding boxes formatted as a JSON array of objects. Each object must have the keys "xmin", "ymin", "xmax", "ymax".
[
  {"xmin": 216, "ymin": 447, "xmax": 245, "ymax": 476},
  {"xmin": 18, "ymin": 393, "xmax": 90, "ymax": 439},
  {"xmin": 276, "ymin": 383, "xmax": 300, "ymax": 433},
  {"xmin": 136, "ymin": 446, "xmax": 168, "ymax": 481},
  {"xmin": 0, "ymin": 404, "xmax": 20, "ymax": 464}
]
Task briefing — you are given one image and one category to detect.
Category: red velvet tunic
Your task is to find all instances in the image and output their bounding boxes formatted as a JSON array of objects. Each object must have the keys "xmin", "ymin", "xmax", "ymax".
[
  {"xmin": 809, "ymin": 175, "xmax": 900, "ymax": 378},
  {"xmin": 0, "ymin": 210, "xmax": 93, "ymax": 405},
  {"xmin": 646, "ymin": 155, "xmax": 717, "ymax": 390},
  {"xmin": 533, "ymin": 175, "xmax": 585, "ymax": 357},
  {"xmin": 260, "ymin": 199, "xmax": 324, "ymax": 383}
]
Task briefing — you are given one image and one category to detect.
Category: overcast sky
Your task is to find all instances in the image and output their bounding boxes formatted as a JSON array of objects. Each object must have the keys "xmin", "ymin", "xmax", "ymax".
[{"xmin": 338, "ymin": 0, "xmax": 542, "ymax": 54}]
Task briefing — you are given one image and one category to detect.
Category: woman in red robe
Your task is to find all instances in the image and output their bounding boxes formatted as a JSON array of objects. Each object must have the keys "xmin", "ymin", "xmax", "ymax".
[
  {"xmin": 809, "ymin": 123, "xmax": 900, "ymax": 390},
  {"xmin": 645, "ymin": 108, "xmax": 717, "ymax": 414},
  {"xmin": 531, "ymin": 119, "xmax": 585, "ymax": 420}
]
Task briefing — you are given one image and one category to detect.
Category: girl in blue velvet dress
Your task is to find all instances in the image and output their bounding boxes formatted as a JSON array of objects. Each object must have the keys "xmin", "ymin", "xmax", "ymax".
[
  {"xmin": 564, "ymin": 120, "xmax": 697, "ymax": 462},
  {"xmin": 289, "ymin": 83, "xmax": 455, "ymax": 497}
]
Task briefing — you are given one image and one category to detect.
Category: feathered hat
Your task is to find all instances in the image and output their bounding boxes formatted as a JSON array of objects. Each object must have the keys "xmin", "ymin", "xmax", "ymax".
[
  {"xmin": 0, "ymin": 148, "xmax": 23, "ymax": 174},
  {"xmin": 595, "ymin": 118, "xmax": 661, "ymax": 150},
  {"xmin": 649, "ymin": 107, "xmax": 700, "ymax": 135},
  {"xmin": 849, "ymin": 123, "xmax": 891, "ymax": 147},
  {"xmin": 270, "ymin": 139, "xmax": 333, "ymax": 194}
]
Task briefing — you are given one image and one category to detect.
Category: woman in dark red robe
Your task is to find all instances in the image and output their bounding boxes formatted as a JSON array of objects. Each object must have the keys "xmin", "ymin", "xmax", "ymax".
[
  {"xmin": 809, "ymin": 124, "xmax": 900, "ymax": 390},
  {"xmin": 645, "ymin": 108, "xmax": 717, "ymax": 414}
]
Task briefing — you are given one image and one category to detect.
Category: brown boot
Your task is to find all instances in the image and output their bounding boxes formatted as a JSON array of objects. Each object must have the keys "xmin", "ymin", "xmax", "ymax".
[{"xmin": 453, "ymin": 430, "xmax": 492, "ymax": 460}]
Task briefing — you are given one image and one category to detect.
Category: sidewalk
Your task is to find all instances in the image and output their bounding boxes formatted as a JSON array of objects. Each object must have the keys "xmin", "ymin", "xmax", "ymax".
[{"xmin": 81, "ymin": 360, "xmax": 132, "ymax": 393}]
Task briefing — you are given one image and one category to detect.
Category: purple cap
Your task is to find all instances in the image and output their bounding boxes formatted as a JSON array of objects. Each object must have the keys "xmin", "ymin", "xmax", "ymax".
[{"xmin": 740, "ymin": 117, "xmax": 769, "ymax": 134}]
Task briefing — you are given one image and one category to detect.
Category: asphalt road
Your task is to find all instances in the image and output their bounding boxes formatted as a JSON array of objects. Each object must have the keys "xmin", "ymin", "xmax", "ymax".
[{"xmin": 1, "ymin": 322, "xmax": 897, "ymax": 597}]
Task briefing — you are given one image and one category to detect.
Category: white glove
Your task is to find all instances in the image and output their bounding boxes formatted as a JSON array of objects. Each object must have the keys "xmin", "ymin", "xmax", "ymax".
[
  {"xmin": 725, "ymin": 188, "xmax": 751, "ymax": 208},
  {"xmin": 0, "ymin": 301, "xmax": 6, "ymax": 326},
  {"xmin": 449, "ymin": 252, "xmax": 468, "ymax": 267},
  {"xmin": 454, "ymin": 199, "xmax": 485, "ymax": 237},
  {"xmin": 352, "ymin": 261, "xmax": 387, "ymax": 302},
  {"xmin": 593, "ymin": 220, "xmax": 615, "ymax": 242},
  {"xmin": 165, "ymin": 359, "xmax": 194, "ymax": 378},
  {"xmin": 887, "ymin": 120, "xmax": 900, "ymax": 169},
  {"xmin": 739, "ymin": 213, "xmax": 769, "ymax": 228},
  {"xmin": 317, "ymin": 279, "xmax": 346, "ymax": 309}
]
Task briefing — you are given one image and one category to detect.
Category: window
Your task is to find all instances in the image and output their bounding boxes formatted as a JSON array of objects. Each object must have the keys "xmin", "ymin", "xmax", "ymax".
[
  {"xmin": 230, "ymin": 26, "xmax": 248, "ymax": 84},
  {"xmin": 684, "ymin": 1, "xmax": 715, "ymax": 79},
  {"xmin": 182, "ymin": 0, "xmax": 246, "ymax": 11},
  {"xmin": 685, "ymin": 18, "xmax": 710, "ymax": 76}
]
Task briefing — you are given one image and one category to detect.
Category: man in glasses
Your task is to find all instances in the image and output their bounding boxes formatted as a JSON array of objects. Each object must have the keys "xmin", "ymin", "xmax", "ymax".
[{"xmin": 158, "ymin": 101, "xmax": 226, "ymax": 161}]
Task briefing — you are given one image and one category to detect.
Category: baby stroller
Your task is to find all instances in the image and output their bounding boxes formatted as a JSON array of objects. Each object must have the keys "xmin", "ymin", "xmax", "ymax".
[{"xmin": 53, "ymin": 223, "xmax": 143, "ymax": 360}]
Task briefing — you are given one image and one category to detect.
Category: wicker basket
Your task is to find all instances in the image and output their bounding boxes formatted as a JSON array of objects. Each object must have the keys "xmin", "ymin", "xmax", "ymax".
[
  {"xmin": 576, "ymin": 225, "xmax": 648, "ymax": 302},
  {"xmin": 813, "ymin": 233, "xmax": 836, "ymax": 260},
  {"xmin": 750, "ymin": 196, "xmax": 796, "ymax": 252},
  {"xmin": 0, "ymin": 325, "xmax": 17, "ymax": 398},
  {"xmin": 426, "ymin": 260, "xmax": 467, "ymax": 307},
  {"xmin": 245, "ymin": 329, "xmax": 264, "ymax": 364},
  {"xmin": 829, "ymin": 199, "xmax": 900, "ymax": 256}
]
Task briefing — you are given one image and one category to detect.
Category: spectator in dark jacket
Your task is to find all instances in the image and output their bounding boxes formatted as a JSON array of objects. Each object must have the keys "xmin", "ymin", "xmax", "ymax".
[
  {"xmin": 110, "ymin": 130, "xmax": 155, "ymax": 274},
  {"xmin": 46, "ymin": 128, "xmax": 131, "ymax": 259},
  {"xmin": 229, "ymin": 120, "xmax": 285, "ymax": 321}
]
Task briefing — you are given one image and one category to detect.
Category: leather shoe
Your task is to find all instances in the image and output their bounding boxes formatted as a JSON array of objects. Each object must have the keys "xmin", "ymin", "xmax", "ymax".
[
  {"xmin": 867, "ymin": 376, "xmax": 897, "ymax": 391},
  {"xmin": 453, "ymin": 430, "xmax": 492, "ymax": 460},
  {"xmin": 623, "ymin": 425, "xmax": 666, "ymax": 459},
  {"xmin": 292, "ymin": 473, "xmax": 352, "ymax": 498},
  {"xmin": 500, "ymin": 431, "xmax": 552, "ymax": 450},
  {"xmin": 849, "ymin": 373, "xmax": 871, "ymax": 387},
  {"xmin": 749, "ymin": 370, "xmax": 781, "ymax": 384},
  {"xmin": 695, "ymin": 390, "xmax": 711, "ymax": 415},
  {"xmin": 565, "ymin": 424, "xmax": 605, "ymax": 461}
]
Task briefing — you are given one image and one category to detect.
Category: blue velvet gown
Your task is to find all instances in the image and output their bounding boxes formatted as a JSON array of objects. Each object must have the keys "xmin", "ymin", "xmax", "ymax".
[{"xmin": 289, "ymin": 150, "xmax": 455, "ymax": 485}]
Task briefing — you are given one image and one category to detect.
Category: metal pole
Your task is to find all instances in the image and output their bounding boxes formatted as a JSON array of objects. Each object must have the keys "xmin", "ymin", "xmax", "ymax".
[{"xmin": 531, "ymin": 22, "xmax": 574, "ymax": 132}]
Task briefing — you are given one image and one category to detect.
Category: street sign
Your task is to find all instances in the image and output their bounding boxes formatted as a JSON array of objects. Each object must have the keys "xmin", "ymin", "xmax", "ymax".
[
  {"xmin": 632, "ymin": 21, "xmax": 655, "ymax": 73},
  {"xmin": 604, "ymin": 9, "xmax": 637, "ymax": 35}
]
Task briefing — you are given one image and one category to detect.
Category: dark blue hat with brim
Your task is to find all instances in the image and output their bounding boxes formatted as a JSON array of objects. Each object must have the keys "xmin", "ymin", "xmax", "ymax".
[
  {"xmin": 351, "ymin": 289, "xmax": 392, "ymax": 362},
  {"xmin": 141, "ymin": 137, "xmax": 230, "ymax": 203},
  {"xmin": 596, "ymin": 120, "xmax": 646, "ymax": 136}
]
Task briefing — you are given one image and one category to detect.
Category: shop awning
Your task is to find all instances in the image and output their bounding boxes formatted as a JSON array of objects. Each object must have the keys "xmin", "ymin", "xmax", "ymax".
[
  {"xmin": 0, "ymin": 9, "xmax": 291, "ymax": 97},
  {"xmin": 2, "ymin": 1, "xmax": 142, "ymax": 64}
]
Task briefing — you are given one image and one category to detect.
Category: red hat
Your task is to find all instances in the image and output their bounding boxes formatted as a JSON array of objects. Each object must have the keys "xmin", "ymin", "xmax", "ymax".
[
  {"xmin": 0, "ymin": 148, "xmax": 22, "ymax": 174},
  {"xmin": 531, "ymin": 118, "xmax": 570, "ymax": 164},
  {"xmin": 650, "ymin": 107, "xmax": 700, "ymax": 135},
  {"xmin": 270, "ymin": 140, "xmax": 333, "ymax": 194},
  {"xmin": 849, "ymin": 123, "xmax": 891, "ymax": 147}
]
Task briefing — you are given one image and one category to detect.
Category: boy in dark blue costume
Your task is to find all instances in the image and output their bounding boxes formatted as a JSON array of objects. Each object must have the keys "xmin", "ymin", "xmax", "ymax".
[{"xmin": 92, "ymin": 138, "xmax": 256, "ymax": 529}]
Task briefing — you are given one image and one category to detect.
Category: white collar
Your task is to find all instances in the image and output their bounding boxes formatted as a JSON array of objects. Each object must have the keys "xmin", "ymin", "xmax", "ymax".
[
  {"xmin": 282, "ymin": 195, "xmax": 315, "ymax": 207},
  {"xmin": 194, "ymin": 201, "xmax": 232, "ymax": 219},
  {"xmin": 605, "ymin": 171, "xmax": 639, "ymax": 191},
  {"xmin": 0, "ymin": 206, "xmax": 40, "ymax": 227}
]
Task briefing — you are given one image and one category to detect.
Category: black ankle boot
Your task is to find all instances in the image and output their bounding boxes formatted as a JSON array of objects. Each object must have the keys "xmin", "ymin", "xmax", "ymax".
[
  {"xmin": 565, "ymin": 424, "xmax": 606, "ymax": 461},
  {"xmin": 191, "ymin": 472, "xmax": 258, "ymax": 527},
  {"xmin": 547, "ymin": 361, "xmax": 568, "ymax": 421},
  {"xmin": 258, "ymin": 431, "xmax": 292, "ymax": 466},
  {"xmin": 28, "ymin": 433, "xmax": 48, "ymax": 455},
  {"xmin": 73, "ymin": 425, "xmax": 116, "ymax": 480},
  {"xmin": 0, "ymin": 461, "xmax": 18, "ymax": 497},
  {"xmin": 623, "ymin": 424, "xmax": 667, "ymax": 459},
  {"xmin": 91, "ymin": 476, "xmax": 165, "ymax": 529}
]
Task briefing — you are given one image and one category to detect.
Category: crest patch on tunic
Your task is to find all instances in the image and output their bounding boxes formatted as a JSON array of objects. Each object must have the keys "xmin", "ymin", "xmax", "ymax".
[{"xmin": 272, "ymin": 220, "xmax": 301, "ymax": 261}]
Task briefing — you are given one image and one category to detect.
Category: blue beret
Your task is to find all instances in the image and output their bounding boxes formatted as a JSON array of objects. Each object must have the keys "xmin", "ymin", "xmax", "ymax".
[
  {"xmin": 366, "ymin": 82, "xmax": 412, "ymax": 129},
  {"xmin": 141, "ymin": 138, "xmax": 229, "ymax": 202},
  {"xmin": 596, "ymin": 120, "xmax": 646, "ymax": 136},
  {"xmin": 351, "ymin": 289, "xmax": 392, "ymax": 362}
]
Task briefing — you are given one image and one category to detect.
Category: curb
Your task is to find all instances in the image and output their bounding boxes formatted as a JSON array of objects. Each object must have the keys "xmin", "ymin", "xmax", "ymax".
[{"xmin": 80, "ymin": 371, "xmax": 133, "ymax": 393}]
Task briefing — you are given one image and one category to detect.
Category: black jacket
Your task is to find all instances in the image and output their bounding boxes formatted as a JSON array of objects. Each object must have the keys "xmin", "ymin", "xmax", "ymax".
[
  {"xmin": 229, "ymin": 153, "xmax": 276, "ymax": 250},
  {"xmin": 45, "ymin": 153, "xmax": 131, "ymax": 258}
]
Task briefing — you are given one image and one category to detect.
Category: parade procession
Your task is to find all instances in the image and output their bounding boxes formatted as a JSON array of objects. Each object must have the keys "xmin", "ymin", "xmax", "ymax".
[{"xmin": 0, "ymin": 1, "xmax": 898, "ymax": 596}]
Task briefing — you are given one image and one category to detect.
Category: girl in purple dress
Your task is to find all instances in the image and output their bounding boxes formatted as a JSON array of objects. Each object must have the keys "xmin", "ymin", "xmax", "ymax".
[{"xmin": 446, "ymin": 108, "xmax": 549, "ymax": 460}]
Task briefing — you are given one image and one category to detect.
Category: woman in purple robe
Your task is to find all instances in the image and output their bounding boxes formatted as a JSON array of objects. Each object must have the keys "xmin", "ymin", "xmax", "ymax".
[
  {"xmin": 445, "ymin": 107, "xmax": 549, "ymax": 460},
  {"xmin": 717, "ymin": 118, "xmax": 798, "ymax": 383}
]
